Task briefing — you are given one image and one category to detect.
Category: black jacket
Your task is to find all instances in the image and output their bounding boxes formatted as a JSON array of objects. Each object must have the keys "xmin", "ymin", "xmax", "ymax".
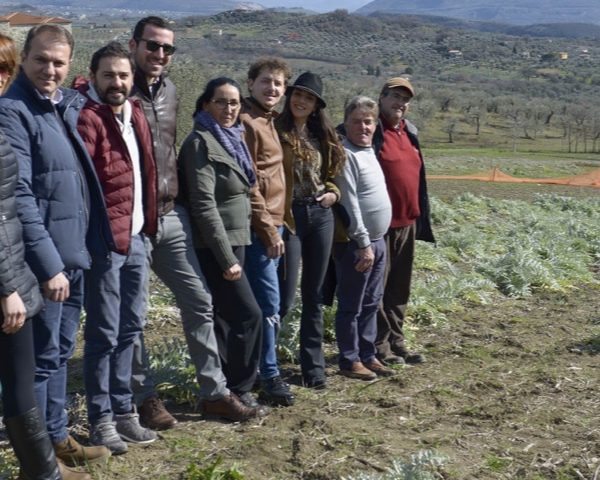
[{"xmin": 0, "ymin": 131, "xmax": 43, "ymax": 320}]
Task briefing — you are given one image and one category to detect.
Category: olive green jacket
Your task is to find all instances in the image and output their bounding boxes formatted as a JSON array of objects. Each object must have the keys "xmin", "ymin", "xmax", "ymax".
[{"xmin": 179, "ymin": 125, "xmax": 252, "ymax": 271}]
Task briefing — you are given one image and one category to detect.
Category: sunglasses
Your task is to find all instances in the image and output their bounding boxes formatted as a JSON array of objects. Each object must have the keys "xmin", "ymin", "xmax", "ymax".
[{"xmin": 139, "ymin": 38, "xmax": 176, "ymax": 56}]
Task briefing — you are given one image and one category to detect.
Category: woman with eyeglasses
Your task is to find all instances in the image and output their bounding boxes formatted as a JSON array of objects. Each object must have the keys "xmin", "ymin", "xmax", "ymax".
[
  {"xmin": 0, "ymin": 33, "xmax": 66, "ymax": 479},
  {"xmin": 179, "ymin": 78, "xmax": 267, "ymax": 414},
  {"xmin": 275, "ymin": 72, "xmax": 346, "ymax": 389}
]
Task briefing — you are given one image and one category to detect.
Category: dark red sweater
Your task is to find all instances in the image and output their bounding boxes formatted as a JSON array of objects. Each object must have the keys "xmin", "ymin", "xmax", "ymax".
[{"xmin": 378, "ymin": 119, "xmax": 422, "ymax": 228}]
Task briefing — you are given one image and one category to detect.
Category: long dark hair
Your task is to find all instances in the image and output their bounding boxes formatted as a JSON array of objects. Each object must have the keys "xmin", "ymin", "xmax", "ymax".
[
  {"xmin": 276, "ymin": 88, "xmax": 345, "ymax": 176},
  {"xmin": 193, "ymin": 77, "xmax": 242, "ymax": 117}
]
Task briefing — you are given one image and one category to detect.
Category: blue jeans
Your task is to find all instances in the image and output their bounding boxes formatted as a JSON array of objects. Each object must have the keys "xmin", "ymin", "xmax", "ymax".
[
  {"xmin": 333, "ymin": 238, "xmax": 386, "ymax": 370},
  {"xmin": 245, "ymin": 227, "xmax": 283, "ymax": 381},
  {"xmin": 84, "ymin": 234, "xmax": 147, "ymax": 424},
  {"xmin": 278, "ymin": 202, "xmax": 334, "ymax": 382},
  {"xmin": 33, "ymin": 269, "xmax": 84, "ymax": 444}
]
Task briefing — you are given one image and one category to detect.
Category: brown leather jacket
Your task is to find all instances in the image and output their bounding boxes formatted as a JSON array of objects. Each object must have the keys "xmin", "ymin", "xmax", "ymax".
[
  {"xmin": 240, "ymin": 97, "xmax": 286, "ymax": 248},
  {"xmin": 131, "ymin": 69, "xmax": 179, "ymax": 216}
]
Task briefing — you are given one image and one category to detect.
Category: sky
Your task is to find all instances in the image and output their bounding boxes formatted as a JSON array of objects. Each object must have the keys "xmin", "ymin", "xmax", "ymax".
[{"xmin": 255, "ymin": 0, "xmax": 372, "ymax": 12}]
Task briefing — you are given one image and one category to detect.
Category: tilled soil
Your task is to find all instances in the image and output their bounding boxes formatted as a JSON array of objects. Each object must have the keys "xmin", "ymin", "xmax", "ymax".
[{"xmin": 62, "ymin": 282, "xmax": 600, "ymax": 480}]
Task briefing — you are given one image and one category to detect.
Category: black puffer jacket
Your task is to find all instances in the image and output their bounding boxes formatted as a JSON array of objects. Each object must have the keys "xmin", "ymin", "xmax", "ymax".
[{"xmin": 0, "ymin": 131, "xmax": 43, "ymax": 320}]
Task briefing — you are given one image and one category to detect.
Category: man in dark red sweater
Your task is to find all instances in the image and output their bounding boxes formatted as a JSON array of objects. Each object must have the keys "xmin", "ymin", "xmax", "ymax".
[{"xmin": 373, "ymin": 78, "xmax": 435, "ymax": 366}]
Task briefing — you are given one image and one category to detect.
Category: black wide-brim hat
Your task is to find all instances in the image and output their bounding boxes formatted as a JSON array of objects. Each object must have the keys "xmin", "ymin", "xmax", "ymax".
[{"xmin": 285, "ymin": 71, "xmax": 326, "ymax": 108}]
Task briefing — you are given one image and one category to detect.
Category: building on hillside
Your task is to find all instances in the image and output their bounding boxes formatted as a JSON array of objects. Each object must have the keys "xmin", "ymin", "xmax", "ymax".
[
  {"xmin": 558, "ymin": 51, "xmax": 569, "ymax": 60},
  {"xmin": 0, "ymin": 12, "xmax": 72, "ymax": 46}
]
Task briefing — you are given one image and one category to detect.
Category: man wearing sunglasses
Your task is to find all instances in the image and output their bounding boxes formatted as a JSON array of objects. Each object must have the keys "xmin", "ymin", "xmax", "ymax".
[{"xmin": 128, "ymin": 16, "xmax": 254, "ymax": 429}]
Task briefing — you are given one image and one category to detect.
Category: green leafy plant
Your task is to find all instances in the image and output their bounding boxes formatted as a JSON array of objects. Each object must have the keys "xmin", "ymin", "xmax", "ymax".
[
  {"xmin": 185, "ymin": 456, "xmax": 245, "ymax": 480},
  {"xmin": 148, "ymin": 337, "xmax": 199, "ymax": 405},
  {"xmin": 342, "ymin": 450, "xmax": 446, "ymax": 480}
]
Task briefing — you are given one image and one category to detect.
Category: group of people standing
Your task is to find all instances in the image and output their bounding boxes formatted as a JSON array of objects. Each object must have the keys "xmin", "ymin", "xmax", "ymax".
[{"xmin": 0, "ymin": 14, "xmax": 434, "ymax": 480}]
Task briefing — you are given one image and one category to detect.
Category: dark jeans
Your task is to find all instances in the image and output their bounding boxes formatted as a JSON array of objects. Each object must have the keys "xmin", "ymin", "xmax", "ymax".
[
  {"xmin": 0, "ymin": 319, "xmax": 36, "ymax": 418},
  {"xmin": 196, "ymin": 246, "xmax": 262, "ymax": 394},
  {"xmin": 375, "ymin": 224, "xmax": 416, "ymax": 358},
  {"xmin": 84, "ymin": 234, "xmax": 147, "ymax": 424},
  {"xmin": 333, "ymin": 238, "xmax": 386, "ymax": 369},
  {"xmin": 278, "ymin": 202, "xmax": 334, "ymax": 382},
  {"xmin": 33, "ymin": 269, "xmax": 84, "ymax": 444}
]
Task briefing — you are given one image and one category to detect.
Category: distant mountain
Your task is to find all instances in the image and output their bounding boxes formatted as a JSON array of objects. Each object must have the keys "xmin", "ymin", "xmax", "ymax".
[
  {"xmin": 0, "ymin": 0, "xmax": 263, "ymax": 14},
  {"xmin": 357, "ymin": 0, "xmax": 600, "ymax": 26}
]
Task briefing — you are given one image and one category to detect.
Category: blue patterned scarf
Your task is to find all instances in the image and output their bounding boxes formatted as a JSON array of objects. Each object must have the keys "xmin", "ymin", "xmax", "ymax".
[{"xmin": 194, "ymin": 110, "xmax": 256, "ymax": 186}]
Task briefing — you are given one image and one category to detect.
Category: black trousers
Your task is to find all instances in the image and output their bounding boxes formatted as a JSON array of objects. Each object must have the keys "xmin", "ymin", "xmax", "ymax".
[
  {"xmin": 278, "ymin": 202, "xmax": 334, "ymax": 382},
  {"xmin": 375, "ymin": 224, "xmax": 416, "ymax": 357},
  {"xmin": 0, "ymin": 319, "xmax": 37, "ymax": 417},
  {"xmin": 196, "ymin": 246, "xmax": 262, "ymax": 394}
]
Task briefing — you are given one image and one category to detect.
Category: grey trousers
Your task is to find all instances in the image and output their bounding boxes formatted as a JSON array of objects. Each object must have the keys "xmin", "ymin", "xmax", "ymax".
[{"xmin": 131, "ymin": 204, "xmax": 228, "ymax": 402}]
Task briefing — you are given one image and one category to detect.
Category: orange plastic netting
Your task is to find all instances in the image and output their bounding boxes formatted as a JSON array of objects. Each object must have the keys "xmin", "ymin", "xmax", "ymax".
[{"xmin": 429, "ymin": 167, "xmax": 600, "ymax": 188}]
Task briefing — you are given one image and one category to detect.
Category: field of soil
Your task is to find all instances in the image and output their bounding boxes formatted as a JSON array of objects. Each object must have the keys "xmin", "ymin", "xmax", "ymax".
[{"xmin": 1, "ymin": 174, "xmax": 598, "ymax": 480}]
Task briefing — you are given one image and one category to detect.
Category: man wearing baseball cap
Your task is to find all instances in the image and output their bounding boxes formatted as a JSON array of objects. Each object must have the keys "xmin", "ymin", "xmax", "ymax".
[{"xmin": 373, "ymin": 77, "xmax": 435, "ymax": 366}]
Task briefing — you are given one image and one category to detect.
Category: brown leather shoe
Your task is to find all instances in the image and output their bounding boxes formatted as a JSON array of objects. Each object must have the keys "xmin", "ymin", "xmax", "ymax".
[
  {"xmin": 201, "ymin": 393, "xmax": 266, "ymax": 422},
  {"xmin": 364, "ymin": 358, "xmax": 396, "ymax": 377},
  {"xmin": 339, "ymin": 361, "xmax": 377, "ymax": 381},
  {"xmin": 138, "ymin": 395, "xmax": 178, "ymax": 430},
  {"xmin": 54, "ymin": 435, "xmax": 110, "ymax": 467},
  {"xmin": 57, "ymin": 459, "xmax": 92, "ymax": 480}
]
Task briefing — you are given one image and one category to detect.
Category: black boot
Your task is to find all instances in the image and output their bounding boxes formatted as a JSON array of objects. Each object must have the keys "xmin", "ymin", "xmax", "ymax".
[{"xmin": 4, "ymin": 406, "xmax": 61, "ymax": 480}]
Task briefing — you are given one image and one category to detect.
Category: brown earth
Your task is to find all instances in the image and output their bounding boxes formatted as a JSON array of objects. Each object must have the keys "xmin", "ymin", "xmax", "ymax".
[{"xmin": 64, "ymin": 282, "xmax": 599, "ymax": 480}]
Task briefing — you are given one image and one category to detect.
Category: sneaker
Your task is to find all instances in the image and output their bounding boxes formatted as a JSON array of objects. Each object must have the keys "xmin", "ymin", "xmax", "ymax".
[
  {"xmin": 259, "ymin": 376, "xmax": 295, "ymax": 406},
  {"xmin": 53, "ymin": 434, "xmax": 111, "ymax": 466},
  {"xmin": 115, "ymin": 412, "xmax": 157, "ymax": 445},
  {"xmin": 138, "ymin": 395, "xmax": 177, "ymax": 430},
  {"xmin": 363, "ymin": 358, "xmax": 396, "ymax": 377},
  {"xmin": 90, "ymin": 421, "xmax": 127, "ymax": 455},
  {"xmin": 200, "ymin": 393, "xmax": 264, "ymax": 422},
  {"xmin": 339, "ymin": 361, "xmax": 377, "ymax": 381}
]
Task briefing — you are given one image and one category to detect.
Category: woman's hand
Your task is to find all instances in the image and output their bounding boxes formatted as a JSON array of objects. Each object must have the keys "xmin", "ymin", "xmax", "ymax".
[
  {"xmin": 355, "ymin": 245, "xmax": 374, "ymax": 272},
  {"xmin": 223, "ymin": 263, "xmax": 242, "ymax": 281},
  {"xmin": 1, "ymin": 291, "xmax": 27, "ymax": 334},
  {"xmin": 316, "ymin": 192, "xmax": 337, "ymax": 208}
]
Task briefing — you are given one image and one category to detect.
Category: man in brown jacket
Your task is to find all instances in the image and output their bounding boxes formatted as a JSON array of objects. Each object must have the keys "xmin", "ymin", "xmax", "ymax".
[{"xmin": 239, "ymin": 57, "xmax": 295, "ymax": 406}]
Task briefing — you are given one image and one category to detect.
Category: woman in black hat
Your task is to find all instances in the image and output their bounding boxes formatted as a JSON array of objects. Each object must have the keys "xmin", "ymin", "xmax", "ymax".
[{"xmin": 275, "ymin": 71, "xmax": 345, "ymax": 389}]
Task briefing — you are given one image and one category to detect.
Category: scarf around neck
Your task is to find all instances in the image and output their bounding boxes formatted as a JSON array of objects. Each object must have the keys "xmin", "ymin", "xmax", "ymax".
[{"xmin": 194, "ymin": 110, "xmax": 256, "ymax": 186}]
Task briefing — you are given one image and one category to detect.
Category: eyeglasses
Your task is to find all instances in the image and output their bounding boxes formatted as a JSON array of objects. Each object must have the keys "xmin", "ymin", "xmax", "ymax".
[
  {"xmin": 139, "ymin": 38, "xmax": 176, "ymax": 56},
  {"xmin": 211, "ymin": 99, "xmax": 241, "ymax": 109}
]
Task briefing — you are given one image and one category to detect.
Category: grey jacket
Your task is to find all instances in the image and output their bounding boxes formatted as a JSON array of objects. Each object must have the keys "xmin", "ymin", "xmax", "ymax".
[{"xmin": 178, "ymin": 125, "xmax": 252, "ymax": 270}]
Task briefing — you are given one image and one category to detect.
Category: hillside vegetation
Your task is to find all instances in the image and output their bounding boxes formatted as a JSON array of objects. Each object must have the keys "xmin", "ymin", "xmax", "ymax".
[{"xmin": 71, "ymin": 10, "xmax": 600, "ymax": 158}]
